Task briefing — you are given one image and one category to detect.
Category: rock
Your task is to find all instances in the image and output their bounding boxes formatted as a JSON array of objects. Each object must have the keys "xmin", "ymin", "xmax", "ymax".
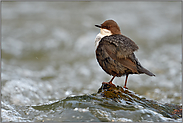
[{"xmin": 97, "ymin": 83, "xmax": 182, "ymax": 119}]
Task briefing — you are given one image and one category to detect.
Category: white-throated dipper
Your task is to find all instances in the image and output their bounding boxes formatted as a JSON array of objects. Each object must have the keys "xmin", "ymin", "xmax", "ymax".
[{"xmin": 95, "ymin": 20, "xmax": 155, "ymax": 89}]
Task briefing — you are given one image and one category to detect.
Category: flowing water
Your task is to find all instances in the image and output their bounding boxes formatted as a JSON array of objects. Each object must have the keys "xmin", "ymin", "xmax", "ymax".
[{"xmin": 1, "ymin": 2, "xmax": 182, "ymax": 122}]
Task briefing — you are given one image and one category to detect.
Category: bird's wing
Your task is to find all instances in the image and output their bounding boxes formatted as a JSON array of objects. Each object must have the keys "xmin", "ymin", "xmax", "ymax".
[{"xmin": 99, "ymin": 34, "xmax": 139, "ymax": 73}]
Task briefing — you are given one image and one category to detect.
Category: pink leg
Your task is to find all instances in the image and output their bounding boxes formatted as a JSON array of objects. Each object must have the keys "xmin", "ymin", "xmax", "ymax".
[
  {"xmin": 102, "ymin": 76, "xmax": 116, "ymax": 86},
  {"xmin": 123, "ymin": 74, "xmax": 129, "ymax": 89}
]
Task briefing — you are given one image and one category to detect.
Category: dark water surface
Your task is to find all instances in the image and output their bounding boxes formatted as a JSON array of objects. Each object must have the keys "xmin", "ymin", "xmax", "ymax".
[{"xmin": 1, "ymin": 2, "xmax": 182, "ymax": 122}]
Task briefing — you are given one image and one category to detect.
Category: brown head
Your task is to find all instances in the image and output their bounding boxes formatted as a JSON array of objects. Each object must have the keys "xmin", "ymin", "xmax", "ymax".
[{"xmin": 95, "ymin": 20, "xmax": 122, "ymax": 35}]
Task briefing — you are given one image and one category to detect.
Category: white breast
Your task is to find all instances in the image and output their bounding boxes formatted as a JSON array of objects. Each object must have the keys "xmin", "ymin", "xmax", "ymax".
[
  {"xmin": 95, "ymin": 29, "xmax": 112, "ymax": 50},
  {"xmin": 95, "ymin": 33, "xmax": 104, "ymax": 50}
]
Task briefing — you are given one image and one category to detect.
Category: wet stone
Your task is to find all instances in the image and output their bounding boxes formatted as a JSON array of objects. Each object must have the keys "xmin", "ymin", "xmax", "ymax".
[
  {"xmin": 2, "ymin": 83, "xmax": 182, "ymax": 122},
  {"xmin": 97, "ymin": 83, "xmax": 182, "ymax": 119}
]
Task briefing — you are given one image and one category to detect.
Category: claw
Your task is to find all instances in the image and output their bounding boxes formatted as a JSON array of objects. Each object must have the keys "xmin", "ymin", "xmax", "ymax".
[
  {"xmin": 123, "ymin": 85, "xmax": 128, "ymax": 89},
  {"xmin": 102, "ymin": 82, "xmax": 116, "ymax": 87}
]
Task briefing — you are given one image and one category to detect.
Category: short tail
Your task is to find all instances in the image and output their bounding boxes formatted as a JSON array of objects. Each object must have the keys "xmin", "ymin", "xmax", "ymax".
[{"xmin": 139, "ymin": 67, "xmax": 155, "ymax": 76}]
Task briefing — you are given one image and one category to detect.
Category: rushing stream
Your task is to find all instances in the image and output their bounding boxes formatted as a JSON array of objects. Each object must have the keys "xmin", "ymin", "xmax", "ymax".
[{"xmin": 1, "ymin": 2, "xmax": 182, "ymax": 122}]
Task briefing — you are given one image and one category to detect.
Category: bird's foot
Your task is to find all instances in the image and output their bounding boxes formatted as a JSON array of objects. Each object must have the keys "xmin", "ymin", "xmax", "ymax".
[
  {"xmin": 102, "ymin": 81, "xmax": 116, "ymax": 87},
  {"xmin": 123, "ymin": 85, "xmax": 128, "ymax": 89}
]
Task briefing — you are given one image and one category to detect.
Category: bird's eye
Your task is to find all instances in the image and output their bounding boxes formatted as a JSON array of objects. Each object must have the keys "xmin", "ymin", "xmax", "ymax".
[{"xmin": 106, "ymin": 26, "xmax": 110, "ymax": 29}]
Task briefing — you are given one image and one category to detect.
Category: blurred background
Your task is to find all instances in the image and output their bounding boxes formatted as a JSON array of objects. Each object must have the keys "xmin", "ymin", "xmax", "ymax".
[{"xmin": 1, "ymin": 1, "xmax": 181, "ymax": 109}]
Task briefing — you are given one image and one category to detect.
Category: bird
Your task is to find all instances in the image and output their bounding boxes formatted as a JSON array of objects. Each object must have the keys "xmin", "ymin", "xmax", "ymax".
[{"xmin": 95, "ymin": 19, "xmax": 155, "ymax": 89}]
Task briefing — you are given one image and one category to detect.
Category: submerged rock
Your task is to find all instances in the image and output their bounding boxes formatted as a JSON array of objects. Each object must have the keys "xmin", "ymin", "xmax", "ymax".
[
  {"xmin": 97, "ymin": 83, "xmax": 182, "ymax": 119},
  {"xmin": 3, "ymin": 83, "xmax": 182, "ymax": 122}
]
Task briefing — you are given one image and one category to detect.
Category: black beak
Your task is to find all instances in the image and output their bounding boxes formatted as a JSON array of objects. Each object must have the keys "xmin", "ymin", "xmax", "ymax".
[{"xmin": 95, "ymin": 24, "xmax": 101, "ymax": 28}]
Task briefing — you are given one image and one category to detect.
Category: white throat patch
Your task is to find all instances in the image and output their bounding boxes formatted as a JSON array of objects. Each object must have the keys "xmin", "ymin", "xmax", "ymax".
[
  {"xmin": 95, "ymin": 29, "xmax": 112, "ymax": 50},
  {"xmin": 100, "ymin": 28, "xmax": 112, "ymax": 36}
]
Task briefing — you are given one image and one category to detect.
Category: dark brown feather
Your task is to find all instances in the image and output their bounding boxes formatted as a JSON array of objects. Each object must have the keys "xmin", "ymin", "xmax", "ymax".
[
  {"xmin": 100, "ymin": 34, "xmax": 139, "ymax": 73},
  {"xmin": 96, "ymin": 34, "xmax": 155, "ymax": 76}
]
